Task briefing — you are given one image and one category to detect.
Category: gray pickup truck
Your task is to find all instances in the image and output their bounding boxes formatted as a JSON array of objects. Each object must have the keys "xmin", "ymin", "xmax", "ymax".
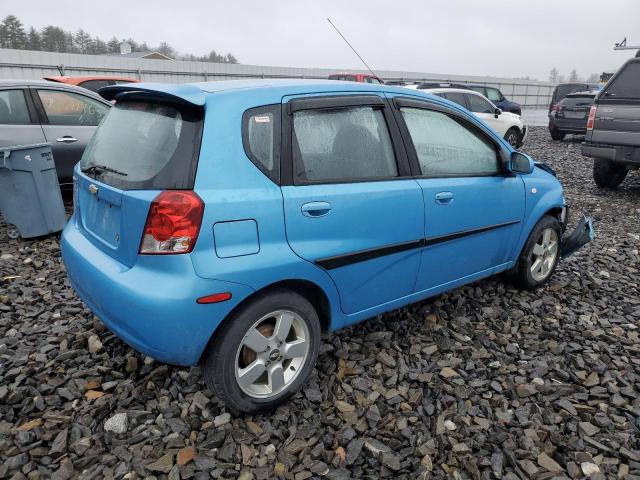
[{"xmin": 581, "ymin": 56, "xmax": 640, "ymax": 188}]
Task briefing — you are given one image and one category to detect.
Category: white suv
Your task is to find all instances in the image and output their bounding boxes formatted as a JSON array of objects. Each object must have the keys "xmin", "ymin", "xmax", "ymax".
[{"xmin": 420, "ymin": 88, "xmax": 527, "ymax": 148}]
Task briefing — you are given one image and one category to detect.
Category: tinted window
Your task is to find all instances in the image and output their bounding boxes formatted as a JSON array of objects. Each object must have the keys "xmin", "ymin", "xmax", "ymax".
[
  {"xmin": 328, "ymin": 75, "xmax": 357, "ymax": 82},
  {"xmin": 401, "ymin": 107, "xmax": 499, "ymax": 176},
  {"xmin": 293, "ymin": 106, "xmax": 397, "ymax": 183},
  {"xmin": 114, "ymin": 80, "xmax": 136, "ymax": 85},
  {"xmin": 554, "ymin": 84, "xmax": 587, "ymax": 102},
  {"xmin": 485, "ymin": 88, "xmax": 502, "ymax": 102},
  {"xmin": 0, "ymin": 89, "xmax": 31, "ymax": 124},
  {"xmin": 243, "ymin": 105, "xmax": 280, "ymax": 182},
  {"xmin": 368, "ymin": 77, "xmax": 382, "ymax": 84},
  {"xmin": 561, "ymin": 96, "xmax": 595, "ymax": 108},
  {"xmin": 38, "ymin": 90, "xmax": 108, "ymax": 126},
  {"xmin": 469, "ymin": 86, "xmax": 486, "ymax": 96},
  {"xmin": 78, "ymin": 80, "xmax": 111, "ymax": 92},
  {"xmin": 443, "ymin": 92, "xmax": 468, "ymax": 108},
  {"xmin": 603, "ymin": 62, "xmax": 640, "ymax": 99},
  {"xmin": 80, "ymin": 101, "xmax": 203, "ymax": 190},
  {"xmin": 466, "ymin": 94, "xmax": 494, "ymax": 113}
]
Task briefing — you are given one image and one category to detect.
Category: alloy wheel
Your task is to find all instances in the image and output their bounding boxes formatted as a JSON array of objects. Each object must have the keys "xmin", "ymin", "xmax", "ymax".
[
  {"xmin": 530, "ymin": 227, "xmax": 559, "ymax": 282},
  {"xmin": 234, "ymin": 310, "xmax": 310, "ymax": 398}
]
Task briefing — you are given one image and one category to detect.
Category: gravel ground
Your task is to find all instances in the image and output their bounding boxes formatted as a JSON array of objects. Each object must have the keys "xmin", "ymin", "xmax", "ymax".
[{"xmin": 1, "ymin": 127, "xmax": 639, "ymax": 480}]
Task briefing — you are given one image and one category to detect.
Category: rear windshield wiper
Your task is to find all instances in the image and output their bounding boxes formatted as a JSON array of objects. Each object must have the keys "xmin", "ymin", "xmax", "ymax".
[{"xmin": 81, "ymin": 164, "xmax": 128, "ymax": 177}]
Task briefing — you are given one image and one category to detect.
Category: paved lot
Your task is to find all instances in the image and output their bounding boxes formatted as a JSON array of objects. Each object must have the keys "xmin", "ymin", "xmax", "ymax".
[{"xmin": 1, "ymin": 128, "xmax": 639, "ymax": 480}]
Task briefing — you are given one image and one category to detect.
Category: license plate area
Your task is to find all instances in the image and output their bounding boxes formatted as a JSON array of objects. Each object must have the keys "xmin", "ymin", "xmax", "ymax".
[
  {"xmin": 78, "ymin": 187, "xmax": 122, "ymax": 250},
  {"xmin": 564, "ymin": 110, "xmax": 585, "ymax": 119}
]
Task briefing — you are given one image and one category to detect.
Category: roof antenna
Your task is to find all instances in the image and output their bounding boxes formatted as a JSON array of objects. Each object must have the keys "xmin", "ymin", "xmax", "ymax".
[{"xmin": 327, "ymin": 18, "xmax": 379, "ymax": 79}]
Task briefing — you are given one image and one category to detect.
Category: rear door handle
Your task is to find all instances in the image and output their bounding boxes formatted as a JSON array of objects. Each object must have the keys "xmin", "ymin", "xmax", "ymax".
[
  {"xmin": 301, "ymin": 201, "xmax": 332, "ymax": 217},
  {"xmin": 435, "ymin": 191, "xmax": 454, "ymax": 205},
  {"xmin": 56, "ymin": 136, "xmax": 78, "ymax": 143}
]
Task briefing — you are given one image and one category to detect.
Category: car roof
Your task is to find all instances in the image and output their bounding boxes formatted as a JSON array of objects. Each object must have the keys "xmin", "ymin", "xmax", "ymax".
[
  {"xmin": 99, "ymin": 79, "xmax": 424, "ymax": 106},
  {"xmin": 0, "ymin": 79, "xmax": 111, "ymax": 103},
  {"xmin": 420, "ymin": 87, "xmax": 475, "ymax": 94},
  {"xmin": 44, "ymin": 75, "xmax": 139, "ymax": 84}
]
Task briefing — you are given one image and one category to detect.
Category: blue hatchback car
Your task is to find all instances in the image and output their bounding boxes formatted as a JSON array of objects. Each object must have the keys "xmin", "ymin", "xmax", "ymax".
[{"xmin": 61, "ymin": 79, "xmax": 593, "ymax": 412}]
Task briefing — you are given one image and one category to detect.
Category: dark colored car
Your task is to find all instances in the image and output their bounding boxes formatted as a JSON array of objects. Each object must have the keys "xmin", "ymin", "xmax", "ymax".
[
  {"xmin": 415, "ymin": 83, "xmax": 522, "ymax": 115},
  {"xmin": 328, "ymin": 73, "xmax": 384, "ymax": 84},
  {"xmin": 549, "ymin": 82, "xmax": 600, "ymax": 113},
  {"xmin": 44, "ymin": 75, "xmax": 139, "ymax": 93},
  {"xmin": 581, "ymin": 57, "xmax": 640, "ymax": 188},
  {"xmin": 0, "ymin": 80, "xmax": 111, "ymax": 186},
  {"xmin": 548, "ymin": 91, "xmax": 596, "ymax": 140}
]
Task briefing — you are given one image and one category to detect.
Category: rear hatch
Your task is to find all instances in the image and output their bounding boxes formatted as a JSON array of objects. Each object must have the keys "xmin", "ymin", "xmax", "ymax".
[
  {"xmin": 75, "ymin": 97, "xmax": 204, "ymax": 267},
  {"xmin": 557, "ymin": 95, "xmax": 594, "ymax": 120},
  {"xmin": 588, "ymin": 60, "xmax": 640, "ymax": 146}
]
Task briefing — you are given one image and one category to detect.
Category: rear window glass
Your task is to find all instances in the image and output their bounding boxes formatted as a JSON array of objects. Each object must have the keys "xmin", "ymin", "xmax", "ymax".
[
  {"xmin": 603, "ymin": 62, "xmax": 640, "ymax": 99},
  {"xmin": 80, "ymin": 100, "xmax": 203, "ymax": 190},
  {"xmin": 554, "ymin": 84, "xmax": 587, "ymax": 101},
  {"xmin": 561, "ymin": 96, "xmax": 595, "ymax": 107}
]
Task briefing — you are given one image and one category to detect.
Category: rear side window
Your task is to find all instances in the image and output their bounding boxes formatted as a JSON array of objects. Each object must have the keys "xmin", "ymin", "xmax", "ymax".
[
  {"xmin": 443, "ymin": 92, "xmax": 468, "ymax": 109},
  {"xmin": 292, "ymin": 106, "xmax": 397, "ymax": 183},
  {"xmin": 243, "ymin": 105, "xmax": 281, "ymax": 183},
  {"xmin": 603, "ymin": 62, "xmax": 640, "ymax": 99},
  {"xmin": 400, "ymin": 107, "xmax": 499, "ymax": 176},
  {"xmin": 329, "ymin": 75, "xmax": 357, "ymax": 82},
  {"xmin": 0, "ymin": 89, "xmax": 31, "ymax": 124},
  {"xmin": 80, "ymin": 100, "xmax": 203, "ymax": 190}
]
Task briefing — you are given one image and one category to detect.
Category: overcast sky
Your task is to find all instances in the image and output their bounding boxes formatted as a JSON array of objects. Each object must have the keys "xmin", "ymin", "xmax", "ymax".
[{"xmin": 4, "ymin": 0, "xmax": 639, "ymax": 81}]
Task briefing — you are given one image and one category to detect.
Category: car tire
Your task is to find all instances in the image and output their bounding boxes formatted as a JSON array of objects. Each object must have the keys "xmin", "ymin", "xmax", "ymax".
[
  {"xmin": 504, "ymin": 128, "xmax": 521, "ymax": 148},
  {"xmin": 593, "ymin": 158, "xmax": 628, "ymax": 188},
  {"xmin": 550, "ymin": 129, "xmax": 565, "ymax": 141},
  {"xmin": 201, "ymin": 289, "xmax": 321, "ymax": 414},
  {"xmin": 513, "ymin": 215, "xmax": 561, "ymax": 290}
]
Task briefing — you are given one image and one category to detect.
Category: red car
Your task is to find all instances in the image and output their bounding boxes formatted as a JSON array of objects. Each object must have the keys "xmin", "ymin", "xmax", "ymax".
[
  {"xmin": 44, "ymin": 76, "xmax": 139, "ymax": 93},
  {"xmin": 328, "ymin": 72, "xmax": 384, "ymax": 84}
]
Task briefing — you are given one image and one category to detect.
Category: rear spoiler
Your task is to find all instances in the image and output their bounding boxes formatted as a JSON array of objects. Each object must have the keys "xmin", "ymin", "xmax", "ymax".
[{"xmin": 98, "ymin": 83, "xmax": 207, "ymax": 106}]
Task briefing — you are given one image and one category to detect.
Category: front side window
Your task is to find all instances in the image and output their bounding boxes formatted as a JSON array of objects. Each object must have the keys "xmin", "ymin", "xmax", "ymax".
[
  {"xmin": 0, "ymin": 89, "xmax": 31, "ymax": 124},
  {"xmin": 466, "ymin": 94, "xmax": 494, "ymax": 114},
  {"xmin": 37, "ymin": 89, "xmax": 108, "ymax": 126},
  {"xmin": 485, "ymin": 88, "xmax": 502, "ymax": 102},
  {"xmin": 292, "ymin": 106, "xmax": 397, "ymax": 183},
  {"xmin": 243, "ymin": 105, "xmax": 280, "ymax": 182},
  {"xmin": 400, "ymin": 107, "xmax": 499, "ymax": 176}
]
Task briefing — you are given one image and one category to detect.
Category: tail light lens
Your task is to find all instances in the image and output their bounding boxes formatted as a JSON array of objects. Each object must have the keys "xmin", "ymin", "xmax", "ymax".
[
  {"xmin": 550, "ymin": 103, "xmax": 561, "ymax": 114},
  {"xmin": 586, "ymin": 106, "xmax": 597, "ymax": 130},
  {"xmin": 140, "ymin": 191, "xmax": 204, "ymax": 254}
]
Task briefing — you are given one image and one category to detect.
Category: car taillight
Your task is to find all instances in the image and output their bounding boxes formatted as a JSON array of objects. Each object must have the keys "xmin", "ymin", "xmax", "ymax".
[
  {"xmin": 586, "ymin": 106, "xmax": 597, "ymax": 130},
  {"xmin": 140, "ymin": 191, "xmax": 204, "ymax": 255},
  {"xmin": 550, "ymin": 103, "xmax": 561, "ymax": 113}
]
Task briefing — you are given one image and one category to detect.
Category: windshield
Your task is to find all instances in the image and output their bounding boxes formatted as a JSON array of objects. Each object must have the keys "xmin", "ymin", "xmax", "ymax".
[{"xmin": 80, "ymin": 100, "xmax": 203, "ymax": 190}]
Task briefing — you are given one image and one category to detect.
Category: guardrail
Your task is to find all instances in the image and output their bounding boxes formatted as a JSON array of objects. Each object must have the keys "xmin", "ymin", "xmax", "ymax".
[{"xmin": 0, "ymin": 48, "xmax": 554, "ymax": 107}]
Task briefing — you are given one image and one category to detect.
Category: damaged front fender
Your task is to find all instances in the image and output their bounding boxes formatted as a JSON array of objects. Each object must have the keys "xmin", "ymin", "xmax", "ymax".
[{"xmin": 560, "ymin": 215, "xmax": 595, "ymax": 259}]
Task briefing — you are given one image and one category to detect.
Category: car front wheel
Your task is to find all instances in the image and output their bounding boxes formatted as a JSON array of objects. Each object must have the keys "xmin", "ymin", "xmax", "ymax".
[
  {"xmin": 513, "ymin": 215, "xmax": 561, "ymax": 289},
  {"xmin": 201, "ymin": 290, "xmax": 321, "ymax": 413},
  {"xmin": 504, "ymin": 127, "xmax": 521, "ymax": 147}
]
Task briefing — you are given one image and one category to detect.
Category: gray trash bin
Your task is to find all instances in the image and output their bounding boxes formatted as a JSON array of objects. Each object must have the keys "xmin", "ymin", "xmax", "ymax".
[{"xmin": 0, "ymin": 143, "xmax": 66, "ymax": 239}]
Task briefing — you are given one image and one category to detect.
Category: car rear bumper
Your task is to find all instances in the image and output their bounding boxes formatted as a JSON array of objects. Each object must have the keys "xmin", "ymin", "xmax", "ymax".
[
  {"xmin": 581, "ymin": 142, "xmax": 640, "ymax": 165},
  {"xmin": 549, "ymin": 118, "xmax": 587, "ymax": 134},
  {"xmin": 61, "ymin": 218, "xmax": 254, "ymax": 366}
]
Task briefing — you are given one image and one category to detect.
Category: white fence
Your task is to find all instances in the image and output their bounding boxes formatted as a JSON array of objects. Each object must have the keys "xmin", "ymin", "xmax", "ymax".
[{"xmin": 0, "ymin": 48, "xmax": 554, "ymax": 107}]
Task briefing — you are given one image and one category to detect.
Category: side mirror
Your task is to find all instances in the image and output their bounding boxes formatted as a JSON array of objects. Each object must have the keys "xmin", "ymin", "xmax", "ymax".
[
  {"xmin": 509, "ymin": 152, "xmax": 534, "ymax": 174},
  {"xmin": 494, "ymin": 107, "xmax": 502, "ymax": 118}
]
